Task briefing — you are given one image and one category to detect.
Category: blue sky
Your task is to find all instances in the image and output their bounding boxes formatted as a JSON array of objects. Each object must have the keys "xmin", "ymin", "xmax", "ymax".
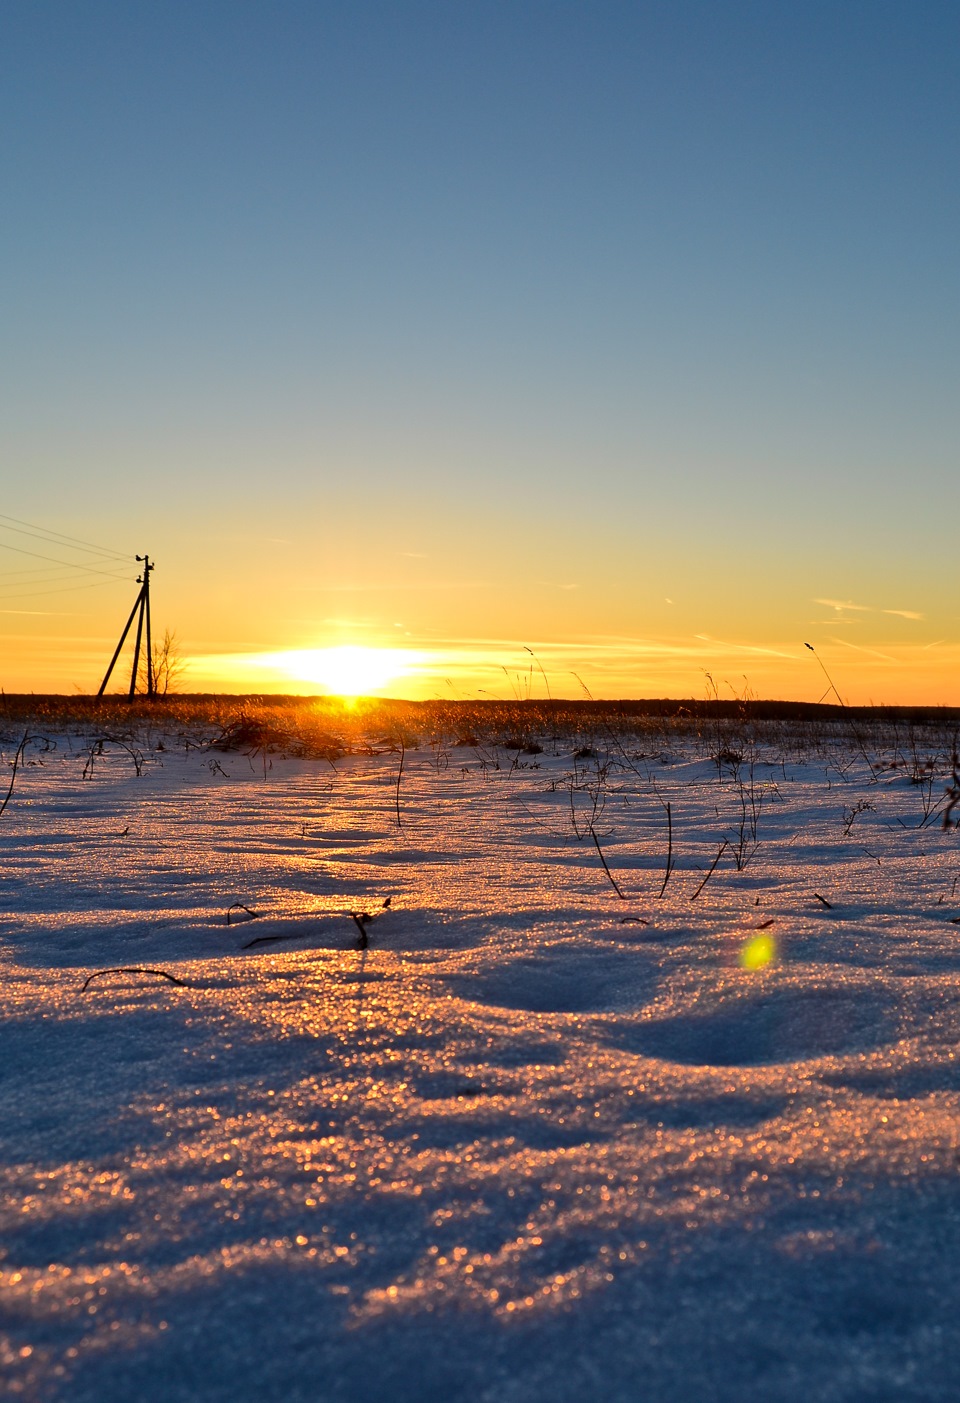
[{"xmin": 2, "ymin": 1, "xmax": 958, "ymax": 699}]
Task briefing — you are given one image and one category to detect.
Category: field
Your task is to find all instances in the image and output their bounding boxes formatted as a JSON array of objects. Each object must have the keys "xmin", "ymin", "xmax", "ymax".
[{"xmin": 3, "ymin": 697, "xmax": 960, "ymax": 1401}]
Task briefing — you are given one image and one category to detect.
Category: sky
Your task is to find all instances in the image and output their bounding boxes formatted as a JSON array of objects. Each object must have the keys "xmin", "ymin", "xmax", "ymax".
[{"xmin": 1, "ymin": 0, "xmax": 958, "ymax": 703}]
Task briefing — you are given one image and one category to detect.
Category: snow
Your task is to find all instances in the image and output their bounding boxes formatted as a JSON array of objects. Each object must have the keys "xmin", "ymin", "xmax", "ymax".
[{"xmin": 2, "ymin": 718, "xmax": 960, "ymax": 1400}]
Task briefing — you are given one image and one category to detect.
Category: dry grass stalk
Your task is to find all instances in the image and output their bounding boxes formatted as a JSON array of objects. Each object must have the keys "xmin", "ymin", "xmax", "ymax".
[
  {"xmin": 656, "ymin": 797, "xmax": 674, "ymax": 899},
  {"xmin": 0, "ymin": 731, "xmax": 30, "ymax": 818},
  {"xmin": 589, "ymin": 825, "xmax": 626, "ymax": 900},
  {"xmin": 689, "ymin": 840, "xmax": 728, "ymax": 902},
  {"xmin": 394, "ymin": 737, "xmax": 405, "ymax": 829}
]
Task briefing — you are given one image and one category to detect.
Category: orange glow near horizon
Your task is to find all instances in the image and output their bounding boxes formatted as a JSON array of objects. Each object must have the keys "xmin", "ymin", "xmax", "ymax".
[
  {"xmin": 162, "ymin": 634, "xmax": 960, "ymax": 707},
  {"xmin": 3, "ymin": 628, "xmax": 959, "ymax": 706},
  {"xmin": 248, "ymin": 645, "xmax": 423, "ymax": 697}
]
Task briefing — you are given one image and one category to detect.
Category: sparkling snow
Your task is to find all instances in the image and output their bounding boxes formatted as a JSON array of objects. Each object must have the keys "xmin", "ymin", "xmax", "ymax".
[{"xmin": 2, "ymin": 720, "xmax": 960, "ymax": 1400}]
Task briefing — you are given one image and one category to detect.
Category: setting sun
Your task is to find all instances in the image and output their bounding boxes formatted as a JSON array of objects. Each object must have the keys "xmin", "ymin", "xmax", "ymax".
[{"xmin": 264, "ymin": 645, "xmax": 420, "ymax": 696}]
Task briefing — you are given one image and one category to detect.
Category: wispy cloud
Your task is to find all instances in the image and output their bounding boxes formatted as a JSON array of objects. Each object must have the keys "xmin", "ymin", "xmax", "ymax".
[
  {"xmin": 694, "ymin": 634, "xmax": 796, "ymax": 659},
  {"xmin": 830, "ymin": 637, "xmax": 900, "ymax": 663},
  {"xmin": 292, "ymin": 580, "xmax": 491, "ymax": 592},
  {"xmin": 814, "ymin": 598, "xmax": 871, "ymax": 613},
  {"xmin": 814, "ymin": 598, "xmax": 924, "ymax": 623}
]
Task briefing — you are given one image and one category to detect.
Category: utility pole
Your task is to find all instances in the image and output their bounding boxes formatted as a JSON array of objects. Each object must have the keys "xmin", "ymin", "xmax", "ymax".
[
  {"xmin": 143, "ymin": 554, "xmax": 154, "ymax": 699},
  {"xmin": 98, "ymin": 555, "xmax": 156, "ymax": 700}
]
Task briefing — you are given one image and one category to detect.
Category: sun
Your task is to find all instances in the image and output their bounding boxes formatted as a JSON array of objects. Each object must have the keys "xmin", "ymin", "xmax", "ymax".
[{"xmin": 270, "ymin": 646, "xmax": 418, "ymax": 697}]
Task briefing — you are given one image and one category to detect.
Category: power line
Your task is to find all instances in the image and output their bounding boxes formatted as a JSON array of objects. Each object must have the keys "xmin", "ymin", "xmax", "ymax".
[
  {"xmin": 0, "ymin": 538, "xmax": 132, "ymax": 579},
  {"xmin": 0, "ymin": 566, "xmax": 99, "ymax": 580},
  {"xmin": 0, "ymin": 564, "xmax": 129, "ymax": 584},
  {"xmin": 0, "ymin": 512, "xmax": 129, "ymax": 562},
  {"xmin": 0, "ymin": 555, "xmax": 133, "ymax": 597},
  {"xmin": 0, "ymin": 578, "xmax": 131, "ymax": 603},
  {"xmin": 0, "ymin": 516, "xmax": 161, "ymax": 700},
  {"xmin": 0, "ymin": 525, "xmax": 128, "ymax": 566}
]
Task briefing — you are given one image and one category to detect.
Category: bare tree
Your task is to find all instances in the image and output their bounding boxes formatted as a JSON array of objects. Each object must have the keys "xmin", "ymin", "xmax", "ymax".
[{"xmin": 139, "ymin": 629, "xmax": 185, "ymax": 696}]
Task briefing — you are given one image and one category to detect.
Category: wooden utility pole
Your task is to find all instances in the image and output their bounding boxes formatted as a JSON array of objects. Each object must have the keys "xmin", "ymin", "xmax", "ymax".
[{"xmin": 98, "ymin": 555, "xmax": 156, "ymax": 700}]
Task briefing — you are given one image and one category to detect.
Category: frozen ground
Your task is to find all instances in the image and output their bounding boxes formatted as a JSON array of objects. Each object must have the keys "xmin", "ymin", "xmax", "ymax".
[{"xmin": 2, "ymin": 720, "xmax": 960, "ymax": 1400}]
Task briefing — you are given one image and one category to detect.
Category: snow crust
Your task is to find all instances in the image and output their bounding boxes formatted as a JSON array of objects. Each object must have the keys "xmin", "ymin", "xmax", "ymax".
[{"xmin": 2, "ymin": 723, "xmax": 960, "ymax": 1400}]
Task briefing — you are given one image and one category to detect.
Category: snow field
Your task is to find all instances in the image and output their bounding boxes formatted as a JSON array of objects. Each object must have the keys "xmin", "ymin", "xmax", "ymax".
[{"xmin": 2, "ymin": 726, "xmax": 960, "ymax": 1400}]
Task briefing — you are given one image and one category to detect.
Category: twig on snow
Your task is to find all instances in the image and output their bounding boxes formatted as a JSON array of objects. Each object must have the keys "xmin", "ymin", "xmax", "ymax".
[
  {"xmin": 0, "ymin": 732, "xmax": 30, "ymax": 819},
  {"xmin": 352, "ymin": 896, "xmax": 393, "ymax": 949},
  {"xmin": 352, "ymin": 913, "xmax": 370, "ymax": 949},
  {"xmin": 944, "ymin": 752, "xmax": 960, "ymax": 830},
  {"xmin": 395, "ymin": 738, "xmax": 405, "ymax": 829},
  {"xmin": 689, "ymin": 840, "xmax": 728, "ymax": 902},
  {"xmin": 657, "ymin": 799, "xmax": 674, "ymax": 900},
  {"xmin": 589, "ymin": 825, "xmax": 626, "ymax": 899},
  {"xmin": 81, "ymin": 967, "xmax": 186, "ymax": 992},
  {"xmin": 226, "ymin": 902, "xmax": 259, "ymax": 925}
]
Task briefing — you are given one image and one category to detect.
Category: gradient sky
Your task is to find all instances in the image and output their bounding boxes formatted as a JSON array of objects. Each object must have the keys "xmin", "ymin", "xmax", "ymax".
[{"xmin": 2, "ymin": 1, "xmax": 958, "ymax": 702}]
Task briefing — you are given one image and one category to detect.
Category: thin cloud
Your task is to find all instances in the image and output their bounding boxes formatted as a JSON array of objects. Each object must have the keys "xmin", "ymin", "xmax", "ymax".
[
  {"xmin": 814, "ymin": 599, "xmax": 925, "ymax": 623},
  {"xmin": 830, "ymin": 637, "xmax": 900, "ymax": 664},
  {"xmin": 293, "ymin": 580, "xmax": 491, "ymax": 592},
  {"xmin": 814, "ymin": 598, "xmax": 871, "ymax": 613},
  {"xmin": 694, "ymin": 633, "xmax": 796, "ymax": 659}
]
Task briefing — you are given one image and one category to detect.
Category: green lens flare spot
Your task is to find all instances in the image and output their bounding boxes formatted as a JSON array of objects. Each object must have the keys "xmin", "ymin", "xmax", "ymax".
[{"xmin": 740, "ymin": 932, "xmax": 776, "ymax": 970}]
